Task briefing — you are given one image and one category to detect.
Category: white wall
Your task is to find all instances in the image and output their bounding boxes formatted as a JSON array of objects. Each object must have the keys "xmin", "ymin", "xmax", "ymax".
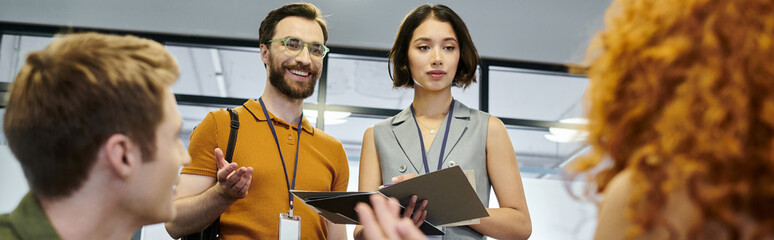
[
  {"xmin": 0, "ymin": 143, "xmax": 28, "ymax": 213},
  {"xmin": 520, "ymin": 178, "xmax": 597, "ymax": 240}
]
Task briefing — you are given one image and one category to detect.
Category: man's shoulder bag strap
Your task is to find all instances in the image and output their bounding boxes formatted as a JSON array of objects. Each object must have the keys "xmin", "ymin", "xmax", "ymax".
[{"xmin": 181, "ymin": 108, "xmax": 239, "ymax": 240}]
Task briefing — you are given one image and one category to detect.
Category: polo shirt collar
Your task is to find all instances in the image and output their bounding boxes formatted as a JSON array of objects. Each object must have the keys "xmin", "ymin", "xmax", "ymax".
[
  {"xmin": 10, "ymin": 193, "xmax": 62, "ymax": 239},
  {"xmin": 243, "ymin": 99, "xmax": 315, "ymax": 135}
]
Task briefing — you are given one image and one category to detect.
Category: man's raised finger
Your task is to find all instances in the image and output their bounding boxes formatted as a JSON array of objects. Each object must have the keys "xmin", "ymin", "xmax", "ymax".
[
  {"xmin": 233, "ymin": 171, "xmax": 252, "ymax": 190},
  {"xmin": 238, "ymin": 175, "xmax": 252, "ymax": 196},
  {"xmin": 217, "ymin": 163, "xmax": 237, "ymax": 181},
  {"xmin": 224, "ymin": 167, "xmax": 248, "ymax": 186},
  {"xmin": 215, "ymin": 148, "xmax": 226, "ymax": 169}
]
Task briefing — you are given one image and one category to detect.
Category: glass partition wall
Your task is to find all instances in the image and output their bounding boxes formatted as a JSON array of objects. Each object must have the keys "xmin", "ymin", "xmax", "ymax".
[{"xmin": 0, "ymin": 24, "xmax": 596, "ymax": 240}]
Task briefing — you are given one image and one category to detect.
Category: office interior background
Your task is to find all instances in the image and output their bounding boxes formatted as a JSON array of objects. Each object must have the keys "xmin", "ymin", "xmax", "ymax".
[{"xmin": 0, "ymin": 0, "xmax": 614, "ymax": 239}]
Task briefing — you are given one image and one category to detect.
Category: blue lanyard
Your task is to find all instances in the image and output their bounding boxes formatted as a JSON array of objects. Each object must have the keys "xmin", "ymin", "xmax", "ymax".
[
  {"xmin": 258, "ymin": 97, "xmax": 302, "ymax": 214},
  {"xmin": 410, "ymin": 99, "xmax": 455, "ymax": 174}
]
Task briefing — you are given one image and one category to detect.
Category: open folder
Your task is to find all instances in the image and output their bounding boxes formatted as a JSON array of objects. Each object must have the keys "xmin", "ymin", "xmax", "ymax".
[{"xmin": 292, "ymin": 166, "xmax": 489, "ymax": 235}]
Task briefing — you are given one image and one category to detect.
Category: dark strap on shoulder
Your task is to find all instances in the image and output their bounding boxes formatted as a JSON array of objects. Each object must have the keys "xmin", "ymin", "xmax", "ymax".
[
  {"xmin": 181, "ymin": 108, "xmax": 238, "ymax": 240},
  {"xmin": 225, "ymin": 108, "xmax": 239, "ymax": 163}
]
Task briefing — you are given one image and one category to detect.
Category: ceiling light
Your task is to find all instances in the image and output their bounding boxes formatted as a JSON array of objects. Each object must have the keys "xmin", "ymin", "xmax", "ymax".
[{"xmin": 544, "ymin": 118, "xmax": 588, "ymax": 143}]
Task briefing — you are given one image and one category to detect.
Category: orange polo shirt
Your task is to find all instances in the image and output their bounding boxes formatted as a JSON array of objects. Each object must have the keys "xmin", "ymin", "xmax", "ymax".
[{"xmin": 181, "ymin": 99, "xmax": 349, "ymax": 240}]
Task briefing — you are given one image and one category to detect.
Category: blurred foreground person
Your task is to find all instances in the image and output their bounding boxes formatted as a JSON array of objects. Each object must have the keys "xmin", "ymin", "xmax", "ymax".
[
  {"xmin": 570, "ymin": 0, "xmax": 774, "ymax": 239},
  {"xmin": 0, "ymin": 32, "xmax": 189, "ymax": 240}
]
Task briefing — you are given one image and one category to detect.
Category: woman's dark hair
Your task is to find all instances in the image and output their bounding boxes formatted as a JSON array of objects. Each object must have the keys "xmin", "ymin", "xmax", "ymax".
[{"xmin": 388, "ymin": 4, "xmax": 480, "ymax": 88}]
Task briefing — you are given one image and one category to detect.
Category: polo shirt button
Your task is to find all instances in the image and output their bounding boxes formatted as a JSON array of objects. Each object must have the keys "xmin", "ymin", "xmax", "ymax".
[
  {"xmin": 287, "ymin": 135, "xmax": 292, "ymax": 140},
  {"xmin": 398, "ymin": 165, "xmax": 407, "ymax": 173},
  {"xmin": 448, "ymin": 161, "xmax": 457, "ymax": 167}
]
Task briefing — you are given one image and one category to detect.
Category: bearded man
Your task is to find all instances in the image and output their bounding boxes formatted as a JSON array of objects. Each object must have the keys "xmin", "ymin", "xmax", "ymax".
[{"xmin": 165, "ymin": 3, "xmax": 348, "ymax": 240}]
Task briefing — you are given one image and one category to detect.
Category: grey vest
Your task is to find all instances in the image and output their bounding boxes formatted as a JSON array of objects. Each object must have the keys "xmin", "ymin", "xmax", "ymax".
[{"xmin": 373, "ymin": 101, "xmax": 490, "ymax": 240}]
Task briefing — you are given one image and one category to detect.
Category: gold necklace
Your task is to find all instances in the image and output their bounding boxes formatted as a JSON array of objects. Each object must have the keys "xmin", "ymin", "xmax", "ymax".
[{"xmin": 416, "ymin": 119, "xmax": 442, "ymax": 134}]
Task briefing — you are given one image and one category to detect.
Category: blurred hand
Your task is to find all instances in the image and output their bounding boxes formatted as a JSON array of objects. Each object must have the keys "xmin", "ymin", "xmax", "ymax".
[
  {"xmin": 214, "ymin": 148, "xmax": 253, "ymax": 200},
  {"xmin": 356, "ymin": 194, "xmax": 427, "ymax": 240}
]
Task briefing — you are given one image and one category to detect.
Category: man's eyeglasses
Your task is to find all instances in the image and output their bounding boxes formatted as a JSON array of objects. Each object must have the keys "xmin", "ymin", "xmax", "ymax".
[{"xmin": 267, "ymin": 37, "xmax": 330, "ymax": 59}]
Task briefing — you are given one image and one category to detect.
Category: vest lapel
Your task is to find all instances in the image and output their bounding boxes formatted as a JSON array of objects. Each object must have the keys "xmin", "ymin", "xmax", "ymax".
[
  {"xmin": 390, "ymin": 108, "xmax": 424, "ymax": 174},
  {"xmin": 440, "ymin": 101, "xmax": 472, "ymax": 166}
]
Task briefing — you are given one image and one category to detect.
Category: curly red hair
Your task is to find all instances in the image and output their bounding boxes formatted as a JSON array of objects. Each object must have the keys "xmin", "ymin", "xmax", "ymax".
[{"xmin": 570, "ymin": 0, "xmax": 774, "ymax": 238}]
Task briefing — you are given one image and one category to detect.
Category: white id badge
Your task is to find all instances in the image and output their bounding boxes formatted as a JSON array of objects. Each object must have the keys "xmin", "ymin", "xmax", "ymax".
[{"xmin": 279, "ymin": 213, "xmax": 301, "ymax": 240}]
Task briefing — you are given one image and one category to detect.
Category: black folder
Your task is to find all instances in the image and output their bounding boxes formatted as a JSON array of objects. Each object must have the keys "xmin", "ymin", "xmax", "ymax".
[{"xmin": 292, "ymin": 166, "xmax": 489, "ymax": 235}]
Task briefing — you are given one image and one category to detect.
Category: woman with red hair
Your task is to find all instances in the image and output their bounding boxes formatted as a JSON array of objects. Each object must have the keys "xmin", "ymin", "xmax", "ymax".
[{"xmin": 570, "ymin": 0, "xmax": 774, "ymax": 239}]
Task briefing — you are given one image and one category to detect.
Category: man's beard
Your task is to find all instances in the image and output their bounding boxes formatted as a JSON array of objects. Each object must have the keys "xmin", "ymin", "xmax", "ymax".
[{"xmin": 268, "ymin": 53, "xmax": 319, "ymax": 99}]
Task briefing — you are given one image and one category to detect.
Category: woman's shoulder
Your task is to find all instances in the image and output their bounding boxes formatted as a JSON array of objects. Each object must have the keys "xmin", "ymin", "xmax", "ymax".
[
  {"xmin": 373, "ymin": 106, "xmax": 413, "ymax": 128},
  {"xmin": 453, "ymin": 100, "xmax": 491, "ymax": 122},
  {"xmin": 373, "ymin": 115, "xmax": 397, "ymax": 130}
]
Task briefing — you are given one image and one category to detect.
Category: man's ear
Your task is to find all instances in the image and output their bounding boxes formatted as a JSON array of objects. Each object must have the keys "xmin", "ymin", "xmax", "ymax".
[
  {"xmin": 103, "ymin": 134, "xmax": 141, "ymax": 179},
  {"xmin": 260, "ymin": 44, "xmax": 270, "ymax": 64}
]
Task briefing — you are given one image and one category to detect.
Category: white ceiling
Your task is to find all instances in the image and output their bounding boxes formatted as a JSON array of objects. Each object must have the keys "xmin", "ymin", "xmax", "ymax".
[{"xmin": 0, "ymin": 0, "xmax": 612, "ymax": 64}]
